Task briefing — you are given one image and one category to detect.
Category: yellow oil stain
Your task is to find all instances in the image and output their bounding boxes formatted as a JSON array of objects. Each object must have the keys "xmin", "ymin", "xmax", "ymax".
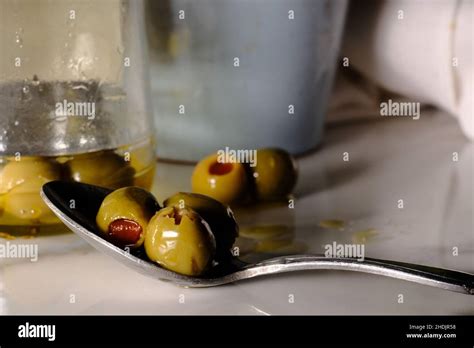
[
  {"xmin": 318, "ymin": 219, "xmax": 345, "ymax": 230},
  {"xmin": 168, "ymin": 28, "xmax": 190, "ymax": 58},
  {"xmin": 0, "ymin": 232, "xmax": 16, "ymax": 240},
  {"xmin": 0, "ymin": 231, "xmax": 38, "ymax": 240},
  {"xmin": 257, "ymin": 241, "xmax": 307, "ymax": 255},
  {"xmin": 239, "ymin": 225, "xmax": 294, "ymax": 241},
  {"xmin": 352, "ymin": 228, "xmax": 378, "ymax": 243}
]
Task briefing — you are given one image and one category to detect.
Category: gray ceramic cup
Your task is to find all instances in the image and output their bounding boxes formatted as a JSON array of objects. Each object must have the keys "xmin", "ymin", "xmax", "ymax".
[{"xmin": 148, "ymin": 0, "xmax": 348, "ymax": 161}]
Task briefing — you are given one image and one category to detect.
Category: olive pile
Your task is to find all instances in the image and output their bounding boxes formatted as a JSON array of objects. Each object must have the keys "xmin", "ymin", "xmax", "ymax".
[
  {"xmin": 0, "ymin": 149, "xmax": 150, "ymax": 224},
  {"xmin": 96, "ymin": 189, "xmax": 238, "ymax": 277},
  {"xmin": 191, "ymin": 148, "xmax": 298, "ymax": 205}
]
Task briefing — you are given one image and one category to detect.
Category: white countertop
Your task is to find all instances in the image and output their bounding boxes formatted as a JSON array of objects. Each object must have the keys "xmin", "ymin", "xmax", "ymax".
[{"xmin": 1, "ymin": 110, "xmax": 473, "ymax": 315}]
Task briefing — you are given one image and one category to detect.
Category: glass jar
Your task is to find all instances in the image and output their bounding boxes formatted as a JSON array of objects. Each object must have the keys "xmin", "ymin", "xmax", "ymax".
[{"xmin": 0, "ymin": 0, "xmax": 155, "ymax": 232}]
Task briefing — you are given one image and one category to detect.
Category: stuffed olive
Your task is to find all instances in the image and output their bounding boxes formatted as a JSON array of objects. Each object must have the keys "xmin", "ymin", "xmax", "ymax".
[
  {"xmin": 145, "ymin": 206, "xmax": 216, "ymax": 276},
  {"xmin": 164, "ymin": 192, "xmax": 238, "ymax": 261},
  {"xmin": 96, "ymin": 187, "xmax": 160, "ymax": 248},
  {"xmin": 0, "ymin": 158, "xmax": 61, "ymax": 221},
  {"xmin": 191, "ymin": 153, "xmax": 248, "ymax": 205}
]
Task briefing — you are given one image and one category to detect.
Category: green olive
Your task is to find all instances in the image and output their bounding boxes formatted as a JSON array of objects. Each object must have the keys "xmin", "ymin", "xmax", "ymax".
[
  {"xmin": 96, "ymin": 187, "xmax": 160, "ymax": 248},
  {"xmin": 0, "ymin": 158, "xmax": 61, "ymax": 221},
  {"xmin": 250, "ymin": 148, "xmax": 298, "ymax": 201},
  {"xmin": 4, "ymin": 190, "xmax": 59, "ymax": 223},
  {"xmin": 164, "ymin": 192, "xmax": 238, "ymax": 261},
  {"xmin": 0, "ymin": 157, "xmax": 61, "ymax": 194},
  {"xmin": 191, "ymin": 153, "xmax": 248, "ymax": 205},
  {"xmin": 67, "ymin": 151, "xmax": 135, "ymax": 189},
  {"xmin": 145, "ymin": 206, "xmax": 216, "ymax": 276}
]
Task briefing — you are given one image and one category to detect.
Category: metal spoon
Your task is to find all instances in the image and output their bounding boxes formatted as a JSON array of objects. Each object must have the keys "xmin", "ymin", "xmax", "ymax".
[{"xmin": 41, "ymin": 181, "xmax": 474, "ymax": 294}]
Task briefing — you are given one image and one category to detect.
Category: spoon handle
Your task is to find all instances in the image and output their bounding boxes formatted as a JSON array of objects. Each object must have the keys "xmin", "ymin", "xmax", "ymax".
[{"xmin": 241, "ymin": 255, "xmax": 474, "ymax": 294}]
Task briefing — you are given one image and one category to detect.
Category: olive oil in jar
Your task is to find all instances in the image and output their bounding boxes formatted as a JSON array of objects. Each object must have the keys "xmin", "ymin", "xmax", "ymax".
[{"xmin": 0, "ymin": 137, "xmax": 156, "ymax": 230}]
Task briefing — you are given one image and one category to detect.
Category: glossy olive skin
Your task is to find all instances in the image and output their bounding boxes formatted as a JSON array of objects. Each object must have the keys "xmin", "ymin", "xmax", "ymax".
[
  {"xmin": 66, "ymin": 151, "xmax": 135, "ymax": 189},
  {"xmin": 96, "ymin": 187, "xmax": 160, "ymax": 248},
  {"xmin": 164, "ymin": 192, "xmax": 238, "ymax": 261},
  {"xmin": 191, "ymin": 153, "xmax": 248, "ymax": 205},
  {"xmin": 145, "ymin": 206, "xmax": 216, "ymax": 276},
  {"xmin": 4, "ymin": 190, "xmax": 59, "ymax": 223},
  {"xmin": 250, "ymin": 148, "xmax": 298, "ymax": 201},
  {"xmin": 0, "ymin": 158, "xmax": 61, "ymax": 194},
  {"xmin": 0, "ymin": 158, "xmax": 61, "ymax": 221}
]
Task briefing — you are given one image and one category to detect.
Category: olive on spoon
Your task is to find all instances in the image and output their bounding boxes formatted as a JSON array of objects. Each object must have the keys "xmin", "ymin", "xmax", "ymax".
[{"xmin": 41, "ymin": 181, "xmax": 474, "ymax": 293}]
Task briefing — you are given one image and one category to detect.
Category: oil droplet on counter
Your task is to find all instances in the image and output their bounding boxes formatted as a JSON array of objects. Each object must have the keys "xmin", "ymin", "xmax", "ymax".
[
  {"xmin": 31, "ymin": 75, "xmax": 40, "ymax": 86},
  {"xmin": 257, "ymin": 240, "xmax": 308, "ymax": 255},
  {"xmin": 0, "ymin": 226, "xmax": 41, "ymax": 239},
  {"xmin": 255, "ymin": 238, "xmax": 293, "ymax": 253},
  {"xmin": 0, "ymin": 232, "xmax": 16, "ymax": 240},
  {"xmin": 15, "ymin": 28, "xmax": 23, "ymax": 48},
  {"xmin": 239, "ymin": 224, "xmax": 294, "ymax": 241},
  {"xmin": 352, "ymin": 228, "xmax": 378, "ymax": 243},
  {"xmin": 318, "ymin": 219, "xmax": 345, "ymax": 230}
]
